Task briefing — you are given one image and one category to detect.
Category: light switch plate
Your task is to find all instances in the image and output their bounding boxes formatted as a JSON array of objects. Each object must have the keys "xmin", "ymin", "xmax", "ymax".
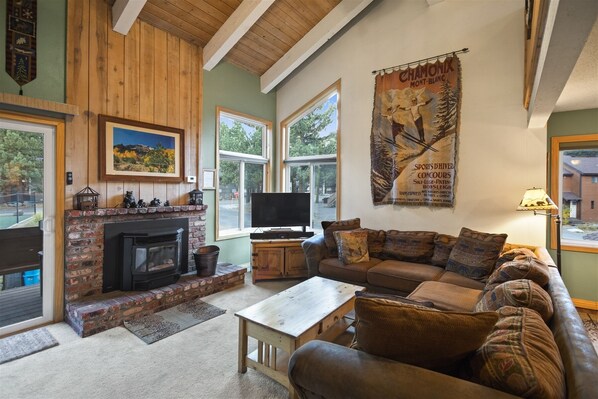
[{"xmin": 187, "ymin": 175, "xmax": 197, "ymax": 183}]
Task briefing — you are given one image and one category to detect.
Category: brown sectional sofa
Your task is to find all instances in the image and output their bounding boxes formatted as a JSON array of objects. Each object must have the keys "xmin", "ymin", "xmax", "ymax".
[{"xmin": 293, "ymin": 231, "xmax": 598, "ymax": 399}]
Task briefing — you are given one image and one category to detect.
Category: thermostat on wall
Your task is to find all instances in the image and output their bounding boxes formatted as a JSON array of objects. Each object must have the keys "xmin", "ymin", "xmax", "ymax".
[{"xmin": 187, "ymin": 175, "xmax": 197, "ymax": 183}]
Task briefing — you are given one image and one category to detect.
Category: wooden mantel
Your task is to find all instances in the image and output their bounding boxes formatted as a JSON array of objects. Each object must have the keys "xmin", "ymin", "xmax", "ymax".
[{"xmin": 0, "ymin": 92, "xmax": 79, "ymax": 117}]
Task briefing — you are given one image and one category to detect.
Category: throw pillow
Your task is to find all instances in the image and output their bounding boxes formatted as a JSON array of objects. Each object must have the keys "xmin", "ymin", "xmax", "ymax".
[
  {"xmin": 495, "ymin": 247, "xmax": 537, "ymax": 268},
  {"xmin": 355, "ymin": 290, "xmax": 434, "ymax": 308},
  {"xmin": 486, "ymin": 256, "xmax": 550, "ymax": 290},
  {"xmin": 469, "ymin": 306, "xmax": 565, "ymax": 399},
  {"xmin": 431, "ymin": 233, "xmax": 458, "ymax": 267},
  {"xmin": 446, "ymin": 227, "xmax": 507, "ymax": 281},
  {"xmin": 334, "ymin": 230, "xmax": 370, "ymax": 264},
  {"xmin": 381, "ymin": 230, "xmax": 437, "ymax": 263},
  {"xmin": 322, "ymin": 218, "xmax": 361, "ymax": 257},
  {"xmin": 354, "ymin": 297, "xmax": 498, "ymax": 372},
  {"xmin": 356, "ymin": 228, "xmax": 386, "ymax": 258},
  {"xmin": 476, "ymin": 279, "xmax": 554, "ymax": 322}
]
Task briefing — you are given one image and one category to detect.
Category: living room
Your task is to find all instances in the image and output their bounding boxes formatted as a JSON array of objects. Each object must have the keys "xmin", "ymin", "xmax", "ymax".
[{"xmin": 1, "ymin": 0, "xmax": 597, "ymax": 398}]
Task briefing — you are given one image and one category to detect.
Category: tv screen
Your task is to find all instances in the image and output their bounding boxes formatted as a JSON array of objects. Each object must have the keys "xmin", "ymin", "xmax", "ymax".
[{"xmin": 251, "ymin": 193, "xmax": 310, "ymax": 228}]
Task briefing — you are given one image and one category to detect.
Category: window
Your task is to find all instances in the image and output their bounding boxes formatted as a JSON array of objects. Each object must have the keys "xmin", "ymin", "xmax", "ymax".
[
  {"xmin": 216, "ymin": 108, "xmax": 271, "ymax": 239},
  {"xmin": 551, "ymin": 134, "xmax": 598, "ymax": 252},
  {"xmin": 281, "ymin": 81, "xmax": 340, "ymax": 231},
  {"xmin": 593, "ymin": 176, "xmax": 598, "ymax": 183}
]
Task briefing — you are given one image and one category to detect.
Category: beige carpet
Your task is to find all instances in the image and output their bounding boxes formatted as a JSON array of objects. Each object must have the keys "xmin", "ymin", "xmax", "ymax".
[{"xmin": 0, "ymin": 273, "xmax": 297, "ymax": 399}]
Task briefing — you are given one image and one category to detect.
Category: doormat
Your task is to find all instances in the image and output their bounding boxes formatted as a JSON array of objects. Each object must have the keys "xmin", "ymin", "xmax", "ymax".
[
  {"xmin": 0, "ymin": 327, "xmax": 58, "ymax": 364},
  {"xmin": 124, "ymin": 298, "xmax": 226, "ymax": 344}
]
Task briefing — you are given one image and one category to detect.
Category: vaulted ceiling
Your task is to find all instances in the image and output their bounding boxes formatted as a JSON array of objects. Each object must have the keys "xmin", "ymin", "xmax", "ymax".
[{"xmin": 112, "ymin": 0, "xmax": 370, "ymax": 93}]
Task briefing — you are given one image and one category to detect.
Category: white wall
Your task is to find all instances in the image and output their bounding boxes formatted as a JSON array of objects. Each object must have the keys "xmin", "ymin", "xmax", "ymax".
[{"xmin": 276, "ymin": 0, "xmax": 548, "ymax": 246}]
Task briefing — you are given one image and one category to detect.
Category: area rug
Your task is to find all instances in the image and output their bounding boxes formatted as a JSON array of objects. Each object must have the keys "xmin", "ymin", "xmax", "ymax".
[
  {"xmin": 124, "ymin": 299, "xmax": 226, "ymax": 344},
  {"xmin": 583, "ymin": 319, "xmax": 598, "ymax": 344},
  {"xmin": 0, "ymin": 327, "xmax": 58, "ymax": 364}
]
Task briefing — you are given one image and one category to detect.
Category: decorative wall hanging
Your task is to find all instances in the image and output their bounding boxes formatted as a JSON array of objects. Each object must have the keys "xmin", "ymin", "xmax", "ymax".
[
  {"xmin": 5, "ymin": 0, "xmax": 37, "ymax": 94},
  {"xmin": 99, "ymin": 115, "xmax": 185, "ymax": 183},
  {"xmin": 370, "ymin": 49, "xmax": 465, "ymax": 207}
]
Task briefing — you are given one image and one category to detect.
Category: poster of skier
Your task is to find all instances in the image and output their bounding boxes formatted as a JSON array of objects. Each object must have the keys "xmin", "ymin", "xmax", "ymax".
[{"xmin": 370, "ymin": 55, "xmax": 461, "ymax": 207}]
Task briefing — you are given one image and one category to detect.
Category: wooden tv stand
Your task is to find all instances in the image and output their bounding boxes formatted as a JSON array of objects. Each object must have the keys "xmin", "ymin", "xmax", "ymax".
[{"xmin": 250, "ymin": 239, "xmax": 308, "ymax": 283}]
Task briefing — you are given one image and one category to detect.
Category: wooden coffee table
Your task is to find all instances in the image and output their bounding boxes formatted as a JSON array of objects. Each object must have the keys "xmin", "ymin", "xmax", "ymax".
[{"xmin": 235, "ymin": 277, "xmax": 365, "ymax": 398}]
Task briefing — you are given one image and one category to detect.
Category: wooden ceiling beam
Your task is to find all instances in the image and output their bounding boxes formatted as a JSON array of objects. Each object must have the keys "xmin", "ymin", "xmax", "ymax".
[
  {"xmin": 112, "ymin": 0, "xmax": 147, "ymax": 35},
  {"xmin": 203, "ymin": 0, "xmax": 275, "ymax": 71},
  {"xmin": 527, "ymin": 0, "xmax": 598, "ymax": 128},
  {"xmin": 260, "ymin": 0, "xmax": 373, "ymax": 93}
]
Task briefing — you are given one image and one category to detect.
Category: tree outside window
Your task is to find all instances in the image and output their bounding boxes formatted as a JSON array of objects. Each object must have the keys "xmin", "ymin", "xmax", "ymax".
[
  {"xmin": 217, "ymin": 108, "xmax": 270, "ymax": 239},
  {"xmin": 282, "ymin": 81, "xmax": 340, "ymax": 230}
]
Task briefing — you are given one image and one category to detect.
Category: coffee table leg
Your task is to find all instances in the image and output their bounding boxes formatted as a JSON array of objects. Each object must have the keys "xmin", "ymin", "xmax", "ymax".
[
  {"xmin": 287, "ymin": 339, "xmax": 298, "ymax": 399},
  {"xmin": 238, "ymin": 318, "xmax": 248, "ymax": 373}
]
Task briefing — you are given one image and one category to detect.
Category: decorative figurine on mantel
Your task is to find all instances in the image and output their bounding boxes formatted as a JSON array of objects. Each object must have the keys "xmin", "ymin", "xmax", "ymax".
[
  {"xmin": 164, "ymin": 200, "xmax": 170, "ymax": 206},
  {"xmin": 123, "ymin": 191, "xmax": 138, "ymax": 208},
  {"xmin": 189, "ymin": 189, "xmax": 203, "ymax": 205},
  {"xmin": 149, "ymin": 198, "xmax": 161, "ymax": 207},
  {"xmin": 75, "ymin": 186, "xmax": 100, "ymax": 210}
]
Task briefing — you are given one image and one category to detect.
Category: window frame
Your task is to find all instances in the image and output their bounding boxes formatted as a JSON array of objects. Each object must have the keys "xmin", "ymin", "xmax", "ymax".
[
  {"xmin": 550, "ymin": 134, "xmax": 598, "ymax": 254},
  {"xmin": 215, "ymin": 107, "xmax": 272, "ymax": 240},
  {"xmin": 279, "ymin": 80, "xmax": 341, "ymax": 226}
]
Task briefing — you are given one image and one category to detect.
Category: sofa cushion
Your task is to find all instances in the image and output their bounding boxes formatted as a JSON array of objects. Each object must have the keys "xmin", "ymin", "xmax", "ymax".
[
  {"xmin": 446, "ymin": 227, "xmax": 507, "ymax": 281},
  {"xmin": 407, "ymin": 281, "xmax": 483, "ymax": 312},
  {"xmin": 322, "ymin": 218, "xmax": 361, "ymax": 257},
  {"xmin": 495, "ymin": 247, "xmax": 537, "ymax": 268},
  {"xmin": 469, "ymin": 306, "xmax": 565, "ymax": 399},
  {"xmin": 334, "ymin": 230, "xmax": 370, "ymax": 264},
  {"xmin": 356, "ymin": 228, "xmax": 386, "ymax": 258},
  {"xmin": 436, "ymin": 271, "xmax": 486, "ymax": 290},
  {"xmin": 354, "ymin": 297, "xmax": 498, "ymax": 372},
  {"xmin": 381, "ymin": 230, "xmax": 437, "ymax": 263},
  {"xmin": 430, "ymin": 233, "xmax": 458, "ymax": 267},
  {"xmin": 486, "ymin": 256, "xmax": 550, "ymax": 290},
  {"xmin": 476, "ymin": 279, "xmax": 554, "ymax": 322},
  {"xmin": 319, "ymin": 257, "xmax": 381, "ymax": 283},
  {"xmin": 367, "ymin": 260, "xmax": 444, "ymax": 294}
]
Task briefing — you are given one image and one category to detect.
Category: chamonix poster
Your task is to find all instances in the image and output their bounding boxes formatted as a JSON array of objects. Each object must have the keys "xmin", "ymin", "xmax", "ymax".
[{"xmin": 370, "ymin": 55, "xmax": 462, "ymax": 207}]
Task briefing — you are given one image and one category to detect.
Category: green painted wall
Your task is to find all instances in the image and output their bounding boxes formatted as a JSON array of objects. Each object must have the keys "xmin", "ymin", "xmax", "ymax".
[
  {"xmin": 202, "ymin": 62, "xmax": 277, "ymax": 266},
  {"xmin": 547, "ymin": 109, "xmax": 598, "ymax": 302},
  {"xmin": 0, "ymin": 0, "xmax": 66, "ymax": 102}
]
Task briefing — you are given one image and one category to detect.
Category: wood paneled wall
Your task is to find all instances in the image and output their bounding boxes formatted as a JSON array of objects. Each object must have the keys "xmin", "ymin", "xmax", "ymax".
[{"xmin": 66, "ymin": 0, "xmax": 202, "ymax": 209}]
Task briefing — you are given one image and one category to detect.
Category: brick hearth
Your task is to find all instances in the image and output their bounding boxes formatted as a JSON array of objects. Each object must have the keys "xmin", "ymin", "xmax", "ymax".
[
  {"xmin": 63, "ymin": 206, "xmax": 246, "ymax": 337},
  {"xmin": 65, "ymin": 264, "xmax": 246, "ymax": 337}
]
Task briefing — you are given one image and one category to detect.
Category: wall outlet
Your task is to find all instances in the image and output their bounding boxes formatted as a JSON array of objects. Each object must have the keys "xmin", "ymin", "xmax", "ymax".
[{"xmin": 187, "ymin": 175, "xmax": 197, "ymax": 183}]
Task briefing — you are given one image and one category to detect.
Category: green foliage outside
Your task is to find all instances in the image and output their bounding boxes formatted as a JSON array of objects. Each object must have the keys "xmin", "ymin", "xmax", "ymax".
[
  {"xmin": 563, "ymin": 150, "xmax": 598, "ymax": 157},
  {"xmin": 0, "ymin": 129, "xmax": 44, "ymax": 196},
  {"xmin": 219, "ymin": 120, "xmax": 264, "ymax": 198}
]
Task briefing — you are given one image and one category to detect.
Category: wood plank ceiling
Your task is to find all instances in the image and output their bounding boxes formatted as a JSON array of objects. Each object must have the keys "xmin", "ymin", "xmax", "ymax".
[{"xmin": 138, "ymin": 0, "xmax": 341, "ymax": 76}]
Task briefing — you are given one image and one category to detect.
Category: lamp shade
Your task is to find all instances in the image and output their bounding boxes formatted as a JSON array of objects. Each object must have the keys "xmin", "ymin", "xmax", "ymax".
[{"xmin": 517, "ymin": 188, "xmax": 558, "ymax": 211}]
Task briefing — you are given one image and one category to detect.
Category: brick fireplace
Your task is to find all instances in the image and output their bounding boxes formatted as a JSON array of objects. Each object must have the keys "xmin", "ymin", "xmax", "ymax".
[{"xmin": 63, "ymin": 205, "xmax": 246, "ymax": 337}]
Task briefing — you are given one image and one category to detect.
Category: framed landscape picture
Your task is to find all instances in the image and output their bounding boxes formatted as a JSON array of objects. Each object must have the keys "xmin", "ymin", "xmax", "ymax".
[{"xmin": 99, "ymin": 115, "xmax": 184, "ymax": 182}]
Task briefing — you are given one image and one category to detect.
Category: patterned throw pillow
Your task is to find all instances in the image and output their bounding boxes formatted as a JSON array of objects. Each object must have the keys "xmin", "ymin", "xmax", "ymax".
[
  {"xmin": 430, "ymin": 233, "xmax": 458, "ymax": 267},
  {"xmin": 322, "ymin": 218, "xmax": 361, "ymax": 257},
  {"xmin": 469, "ymin": 306, "xmax": 565, "ymax": 399},
  {"xmin": 334, "ymin": 230, "xmax": 370, "ymax": 265},
  {"xmin": 356, "ymin": 228, "xmax": 386, "ymax": 258},
  {"xmin": 495, "ymin": 247, "xmax": 537, "ymax": 268},
  {"xmin": 485, "ymin": 256, "xmax": 550, "ymax": 292},
  {"xmin": 354, "ymin": 297, "xmax": 498, "ymax": 372},
  {"xmin": 446, "ymin": 227, "xmax": 507, "ymax": 281},
  {"xmin": 476, "ymin": 279, "xmax": 554, "ymax": 322},
  {"xmin": 381, "ymin": 230, "xmax": 437, "ymax": 263}
]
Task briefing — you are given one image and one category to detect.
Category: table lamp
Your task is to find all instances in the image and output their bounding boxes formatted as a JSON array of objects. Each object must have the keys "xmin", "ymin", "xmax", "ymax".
[{"xmin": 517, "ymin": 187, "xmax": 561, "ymax": 273}]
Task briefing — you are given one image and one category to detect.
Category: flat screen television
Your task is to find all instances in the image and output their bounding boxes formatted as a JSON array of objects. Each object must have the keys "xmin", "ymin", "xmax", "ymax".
[{"xmin": 251, "ymin": 193, "xmax": 310, "ymax": 228}]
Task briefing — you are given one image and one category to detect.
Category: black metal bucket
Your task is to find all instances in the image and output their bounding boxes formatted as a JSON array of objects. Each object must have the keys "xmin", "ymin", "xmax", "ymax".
[{"xmin": 193, "ymin": 245, "xmax": 220, "ymax": 277}]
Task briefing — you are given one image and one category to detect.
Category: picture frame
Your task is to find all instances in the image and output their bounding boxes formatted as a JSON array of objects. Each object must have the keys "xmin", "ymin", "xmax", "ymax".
[
  {"xmin": 202, "ymin": 169, "xmax": 216, "ymax": 190},
  {"xmin": 99, "ymin": 115, "xmax": 184, "ymax": 182}
]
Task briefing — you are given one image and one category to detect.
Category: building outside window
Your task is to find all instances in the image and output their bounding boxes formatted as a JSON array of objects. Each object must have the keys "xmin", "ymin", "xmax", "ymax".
[
  {"xmin": 552, "ymin": 135, "xmax": 598, "ymax": 251},
  {"xmin": 216, "ymin": 108, "xmax": 271, "ymax": 239},
  {"xmin": 280, "ymin": 81, "xmax": 340, "ymax": 231}
]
